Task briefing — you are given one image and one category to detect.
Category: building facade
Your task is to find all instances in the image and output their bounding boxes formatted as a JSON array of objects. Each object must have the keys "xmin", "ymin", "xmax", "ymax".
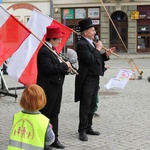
[
  {"xmin": 1, "ymin": 0, "xmax": 51, "ymax": 24},
  {"xmin": 1, "ymin": 0, "xmax": 150, "ymax": 53}
]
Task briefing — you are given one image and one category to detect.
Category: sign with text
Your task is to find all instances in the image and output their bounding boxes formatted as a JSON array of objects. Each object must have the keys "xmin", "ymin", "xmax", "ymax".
[{"xmin": 62, "ymin": 9, "xmax": 74, "ymax": 19}]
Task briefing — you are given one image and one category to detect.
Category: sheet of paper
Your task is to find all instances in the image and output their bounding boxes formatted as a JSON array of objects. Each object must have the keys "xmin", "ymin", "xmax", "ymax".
[{"xmin": 105, "ymin": 69, "xmax": 133, "ymax": 89}]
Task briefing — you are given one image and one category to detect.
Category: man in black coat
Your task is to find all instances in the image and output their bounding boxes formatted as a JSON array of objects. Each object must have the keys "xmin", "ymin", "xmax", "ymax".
[
  {"xmin": 37, "ymin": 24, "xmax": 71, "ymax": 149},
  {"xmin": 75, "ymin": 18, "xmax": 116, "ymax": 141}
]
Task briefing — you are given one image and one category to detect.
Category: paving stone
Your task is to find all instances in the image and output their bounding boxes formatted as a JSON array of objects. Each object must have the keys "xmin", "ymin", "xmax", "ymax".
[{"xmin": 0, "ymin": 55, "xmax": 150, "ymax": 150}]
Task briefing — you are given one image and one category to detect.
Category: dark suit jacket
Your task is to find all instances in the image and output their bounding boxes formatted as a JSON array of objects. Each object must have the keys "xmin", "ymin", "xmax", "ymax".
[
  {"xmin": 75, "ymin": 37, "xmax": 109, "ymax": 102},
  {"xmin": 36, "ymin": 44, "xmax": 68, "ymax": 93}
]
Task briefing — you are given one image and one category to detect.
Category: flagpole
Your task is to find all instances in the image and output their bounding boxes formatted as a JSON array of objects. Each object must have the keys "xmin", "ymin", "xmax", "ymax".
[{"xmin": 31, "ymin": 32, "xmax": 79, "ymax": 75}]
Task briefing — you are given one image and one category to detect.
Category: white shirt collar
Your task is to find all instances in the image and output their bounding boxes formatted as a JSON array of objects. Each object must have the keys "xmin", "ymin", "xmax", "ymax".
[
  {"xmin": 84, "ymin": 37, "xmax": 95, "ymax": 47},
  {"xmin": 45, "ymin": 41, "xmax": 53, "ymax": 49}
]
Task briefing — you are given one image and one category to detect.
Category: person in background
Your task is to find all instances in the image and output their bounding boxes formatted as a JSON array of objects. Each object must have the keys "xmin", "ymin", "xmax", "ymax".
[
  {"xmin": 94, "ymin": 65, "xmax": 110, "ymax": 117},
  {"xmin": 37, "ymin": 24, "xmax": 71, "ymax": 149},
  {"xmin": 8, "ymin": 84, "xmax": 55, "ymax": 150},
  {"xmin": 75, "ymin": 18, "xmax": 116, "ymax": 141}
]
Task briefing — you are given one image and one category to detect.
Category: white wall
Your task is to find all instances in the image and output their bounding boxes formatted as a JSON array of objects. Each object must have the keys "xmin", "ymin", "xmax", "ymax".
[
  {"xmin": 1, "ymin": 1, "xmax": 50, "ymax": 24},
  {"xmin": 54, "ymin": 0, "xmax": 98, "ymax": 4},
  {"xmin": 54, "ymin": 0, "xmax": 150, "ymax": 4}
]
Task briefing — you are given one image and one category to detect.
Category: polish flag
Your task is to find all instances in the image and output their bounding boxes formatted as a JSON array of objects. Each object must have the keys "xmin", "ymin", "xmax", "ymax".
[
  {"xmin": 8, "ymin": 9, "xmax": 72, "ymax": 86},
  {"xmin": 0, "ymin": 5, "xmax": 31, "ymax": 66}
]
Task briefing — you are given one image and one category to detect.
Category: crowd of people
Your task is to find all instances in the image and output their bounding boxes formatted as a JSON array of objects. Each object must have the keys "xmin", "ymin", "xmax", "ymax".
[{"xmin": 8, "ymin": 18, "xmax": 115, "ymax": 149}]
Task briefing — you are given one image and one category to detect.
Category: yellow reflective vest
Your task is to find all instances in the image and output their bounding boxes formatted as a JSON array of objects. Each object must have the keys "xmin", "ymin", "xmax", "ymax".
[{"xmin": 8, "ymin": 111, "xmax": 49, "ymax": 150}]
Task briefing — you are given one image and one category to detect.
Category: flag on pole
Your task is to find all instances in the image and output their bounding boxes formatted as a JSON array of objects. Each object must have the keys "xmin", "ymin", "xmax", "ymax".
[
  {"xmin": 0, "ymin": 5, "xmax": 31, "ymax": 66},
  {"xmin": 8, "ymin": 9, "xmax": 72, "ymax": 86}
]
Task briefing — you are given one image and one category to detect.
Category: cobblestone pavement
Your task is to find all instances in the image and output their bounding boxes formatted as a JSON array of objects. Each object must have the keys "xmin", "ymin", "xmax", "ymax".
[{"xmin": 0, "ymin": 54, "xmax": 150, "ymax": 150}]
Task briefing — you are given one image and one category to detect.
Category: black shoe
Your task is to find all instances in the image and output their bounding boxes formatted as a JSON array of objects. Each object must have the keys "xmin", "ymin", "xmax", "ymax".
[
  {"xmin": 51, "ymin": 140, "xmax": 65, "ymax": 149},
  {"xmin": 94, "ymin": 113, "xmax": 100, "ymax": 117},
  {"xmin": 3, "ymin": 71, "xmax": 8, "ymax": 75},
  {"xmin": 86, "ymin": 128, "xmax": 100, "ymax": 135},
  {"xmin": 79, "ymin": 131, "xmax": 88, "ymax": 141}
]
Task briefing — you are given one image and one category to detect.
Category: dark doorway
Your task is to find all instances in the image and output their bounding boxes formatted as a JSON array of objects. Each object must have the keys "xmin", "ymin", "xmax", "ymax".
[{"xmin": 110, "ymin": 11, "xmax": 128, "ymax": 52}]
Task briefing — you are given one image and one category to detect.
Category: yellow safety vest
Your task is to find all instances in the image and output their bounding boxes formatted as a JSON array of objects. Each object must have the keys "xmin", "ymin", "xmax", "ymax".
[{"xmin": 8, "ymin": 111, "xmax": 49, "ymax": 150}]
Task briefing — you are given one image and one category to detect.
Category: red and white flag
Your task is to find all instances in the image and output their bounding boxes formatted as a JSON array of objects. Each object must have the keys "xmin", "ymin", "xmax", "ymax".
[
  {"xmin": 8, "ymin": 9, "xmax": 72, "ymax": 86},
  {"xmin": 0, "ymin": 5, "xmax": 31, "ymax": 66}
]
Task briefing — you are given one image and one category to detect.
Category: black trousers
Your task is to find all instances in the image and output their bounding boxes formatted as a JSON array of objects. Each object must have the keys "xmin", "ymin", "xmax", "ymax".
[
  {"xmin": 78, "ymin": 75, "xmax": 99, "ymax": 133},
  {"xmin": 40, "ymin": 82, "xmax": 63, "ymax": 140}
]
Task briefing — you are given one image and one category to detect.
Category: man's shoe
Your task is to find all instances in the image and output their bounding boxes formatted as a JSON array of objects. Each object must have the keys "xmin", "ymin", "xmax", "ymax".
[
  {"xmin": 51, "ymin": 140, "xmax": 65, "ymax": 149},
  {"xmin": 94, "ymin": 113, "xmax": 100, "ymax": 117},
  {"xmin": 86, "ymin": 128, "xmax": 100, "ymax": 135},
  {"xmin": 79, "ymin": 131, "xmax": 88, "ymax": 141},
  {"xmin": 3, "ymin": 71, "xmax": 8, "ymax": 75}
]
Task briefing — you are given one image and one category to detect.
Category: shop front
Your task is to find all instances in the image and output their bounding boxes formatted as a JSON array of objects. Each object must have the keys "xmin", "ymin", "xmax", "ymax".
[
  {"xmin": 53, "ymin": 1, "xmax": 150, "ymax": 53},
  {"xmin": 61, "ymin": 7, "xmax": 101, "ymax": 51},
  {"xmin": 137, "ymin": 5, "xmax": 150, "ymax": 52}
]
